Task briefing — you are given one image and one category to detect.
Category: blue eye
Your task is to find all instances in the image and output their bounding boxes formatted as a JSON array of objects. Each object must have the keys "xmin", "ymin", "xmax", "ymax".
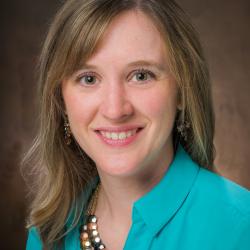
[
  {"xmin": 132, "ymin": 69, "xmax": 155, "ymax": 82},
  {"xmin": 136, "ymin": 72, "xmax": 148, "ymax": 81},
  {"xmin": 78, "ymin": 74, "xmax": 97, "ymax": 85}
]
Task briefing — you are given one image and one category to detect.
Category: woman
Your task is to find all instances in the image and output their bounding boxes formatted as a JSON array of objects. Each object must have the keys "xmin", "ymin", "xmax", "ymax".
[{"xmin": 24, "ymin": 0, "xmax": 250, "ymax": 249}]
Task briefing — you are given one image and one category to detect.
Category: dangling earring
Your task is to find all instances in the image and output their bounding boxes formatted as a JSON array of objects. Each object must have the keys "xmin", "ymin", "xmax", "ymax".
[
  {"xmin": 177, "ymin": 119, "xmax": 190, "ymax": 141},
  {"xmin": 64, "ymin": 116, "xmax": 72, "ymax": 145}
]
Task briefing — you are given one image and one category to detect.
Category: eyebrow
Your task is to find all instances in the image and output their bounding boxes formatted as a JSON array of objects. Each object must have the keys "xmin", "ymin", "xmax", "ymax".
[
  {"xmin": 127, "ymin": 60, "xmax": 167, "ymax": 72},
  {"xmin": 78, "ymin": 60, "xmax": 168, "ymax": 72}
]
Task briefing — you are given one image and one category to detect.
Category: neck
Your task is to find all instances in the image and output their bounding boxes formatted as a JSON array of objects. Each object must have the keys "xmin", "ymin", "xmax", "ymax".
[{"xmin": 95, "ymin": 145, "xmax": 174, "ymax": 225}]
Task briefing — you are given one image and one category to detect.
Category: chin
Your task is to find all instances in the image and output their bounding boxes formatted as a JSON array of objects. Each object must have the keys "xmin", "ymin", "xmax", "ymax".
[{"xmin": 96, "ymin": 159, "xmax": 141, "ymax": 177}]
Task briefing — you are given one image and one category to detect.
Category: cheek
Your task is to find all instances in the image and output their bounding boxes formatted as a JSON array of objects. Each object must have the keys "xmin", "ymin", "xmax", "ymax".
[
  {"xmin": 133, "ymin": 85, "xmax": 178, "ymax": 121},
  {"xmin": 62, "ymin": 87, "xmax": 98, "ymax": 129}
]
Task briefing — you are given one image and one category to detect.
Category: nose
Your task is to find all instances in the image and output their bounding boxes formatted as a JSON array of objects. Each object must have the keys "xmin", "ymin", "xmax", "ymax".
[{"xmin": 100, "ymin": 81, "xmax": 134, "ymax": 121}]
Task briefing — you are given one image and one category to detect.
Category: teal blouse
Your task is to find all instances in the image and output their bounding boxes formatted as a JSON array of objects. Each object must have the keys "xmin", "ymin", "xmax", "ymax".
[{"xmin": 26, "ymin": 146, "xmax": 250, "ymax": 249}]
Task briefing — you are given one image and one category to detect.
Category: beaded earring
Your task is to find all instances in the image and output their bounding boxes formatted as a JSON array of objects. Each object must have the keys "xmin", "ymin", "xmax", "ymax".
[
  {"xmin": 177, "ymin": 119, "xmax": 190, "ymax": 141},
  {"xmin": 64, "ymin": 116, "xmax": 72, "ymax": 145}
]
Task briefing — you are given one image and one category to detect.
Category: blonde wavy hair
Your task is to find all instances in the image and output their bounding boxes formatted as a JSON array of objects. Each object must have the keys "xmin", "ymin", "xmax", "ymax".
[{"xmin": 22, "ymin": 0, "xmax": 214, "ymax": 248}]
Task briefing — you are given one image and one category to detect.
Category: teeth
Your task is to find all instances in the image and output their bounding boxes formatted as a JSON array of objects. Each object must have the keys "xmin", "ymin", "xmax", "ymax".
[
  {"xmin": 127, "ymin": 130, "xmax": 132, "ymax": 137},
  {"xmin": 100, "ymin": 129, "xmax": 137, "ymax": 140},
  {"xmin": 111, "ymin": 132, "xmax": 118, "ymax": 140},
  {"xmin": 118, "ymin": 132, "xmax": 126, "ymax": 140},
  {"xmin": 105, "ymin": 132, "xmax": 111, "ymax": 139}
]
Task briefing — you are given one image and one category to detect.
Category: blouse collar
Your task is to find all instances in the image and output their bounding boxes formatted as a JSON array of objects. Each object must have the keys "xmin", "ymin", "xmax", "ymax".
[{"xmin": 133, "ymin": 146, "xmax": 200, "ymax": 236}]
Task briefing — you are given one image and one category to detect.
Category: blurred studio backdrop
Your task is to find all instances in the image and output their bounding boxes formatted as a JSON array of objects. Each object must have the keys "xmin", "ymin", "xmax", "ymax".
[{"xmin": 0, "ymin": 0, "xmax": 250, "ymax": 249}]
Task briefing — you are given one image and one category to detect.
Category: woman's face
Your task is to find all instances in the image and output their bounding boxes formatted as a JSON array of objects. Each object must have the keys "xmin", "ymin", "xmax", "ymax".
[{"xmin": 62, "ymin": 10, "xmax": 179, "ymax": 178}]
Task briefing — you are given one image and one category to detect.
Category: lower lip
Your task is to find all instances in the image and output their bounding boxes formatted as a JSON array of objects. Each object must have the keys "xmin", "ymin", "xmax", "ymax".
[{"xmin": 95, "ymin": 129, "xmax": 143, "ymax": 147}]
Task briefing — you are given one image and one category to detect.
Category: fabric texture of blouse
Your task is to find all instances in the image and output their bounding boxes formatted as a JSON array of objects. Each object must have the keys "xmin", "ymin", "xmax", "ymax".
[{"xmin": 26, "ymin": 146, "xmax": 250, "ymax": 250}]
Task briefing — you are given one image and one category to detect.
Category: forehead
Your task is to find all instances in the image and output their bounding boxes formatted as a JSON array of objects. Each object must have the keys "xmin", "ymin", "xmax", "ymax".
[{"xmin": 85, "ymin": 10, "xmax": 169, "ymax": 66}]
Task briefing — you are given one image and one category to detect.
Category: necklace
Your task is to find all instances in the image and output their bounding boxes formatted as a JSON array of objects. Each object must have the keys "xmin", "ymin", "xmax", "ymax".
[{"xmin": 80, "ymin": 183, "xmax": 106, "ymax": 250}]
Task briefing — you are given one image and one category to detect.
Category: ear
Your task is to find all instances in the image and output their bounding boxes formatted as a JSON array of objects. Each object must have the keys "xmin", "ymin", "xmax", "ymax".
[
  {"xmin": 177, "ymin": 90, "xmax": 182, "ymax": 111},
  {"xmin": 177, "ymin": 102, "xmax": 182, "ymax": 111}
]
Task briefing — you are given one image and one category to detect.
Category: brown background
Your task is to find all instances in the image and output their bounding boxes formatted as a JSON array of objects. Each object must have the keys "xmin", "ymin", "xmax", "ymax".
[{"xmin": 0, "ymin": 0, "xmax": 249, "ymax": 249}]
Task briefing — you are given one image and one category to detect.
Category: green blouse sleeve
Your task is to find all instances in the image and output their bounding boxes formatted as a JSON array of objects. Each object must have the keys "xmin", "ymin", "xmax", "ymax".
[{"xmin": 26, "ymin": 227, "xmax": 42, "ymax": 250}]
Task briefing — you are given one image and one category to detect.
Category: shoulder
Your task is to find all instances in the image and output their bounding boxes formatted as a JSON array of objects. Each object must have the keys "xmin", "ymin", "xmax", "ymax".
[
  {"xmin": 26, "ymin": 227, "xmax": 42, "ymax": 250},
  {"xmin": 190, "ymin": 166, "xmax": 250, "ymax": 236},
  {"xmin": 196, "ymin": 167, "xmax": 250, "ymax": 217},
  {"xmin": 185, "ymin": 166, "xmax": 250, "ymax": 248}
]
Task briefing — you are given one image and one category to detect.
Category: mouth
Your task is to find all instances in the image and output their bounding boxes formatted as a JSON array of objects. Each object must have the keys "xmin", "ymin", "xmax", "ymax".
[{"xmin": 94, "ymin": 127, "xmax": 144, "ymax": 146}]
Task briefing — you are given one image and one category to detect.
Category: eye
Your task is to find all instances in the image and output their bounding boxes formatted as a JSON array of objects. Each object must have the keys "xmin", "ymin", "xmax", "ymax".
[
  {"xmin": 76, "ymin": 72, "xmax": 97, "ymax": 86},
  {"xmin": 131, "ymin": 69, "xmax": 156, "ymax": 83}
]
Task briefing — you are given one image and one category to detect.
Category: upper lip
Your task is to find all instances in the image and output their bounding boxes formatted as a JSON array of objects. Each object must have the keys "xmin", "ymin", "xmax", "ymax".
[{"xmin": 94, "ymin": 125, "xmax": 144, "ymax": 133}]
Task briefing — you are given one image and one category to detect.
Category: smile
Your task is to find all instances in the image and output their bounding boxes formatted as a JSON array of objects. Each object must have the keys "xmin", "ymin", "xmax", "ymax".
[
  {"xmin": 95, "ymin": 127, "xmax": 144, "ymax": 147},
  {"xmin": 99, "ymin": 129, "xmax": 137, "ymax": 140}
]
